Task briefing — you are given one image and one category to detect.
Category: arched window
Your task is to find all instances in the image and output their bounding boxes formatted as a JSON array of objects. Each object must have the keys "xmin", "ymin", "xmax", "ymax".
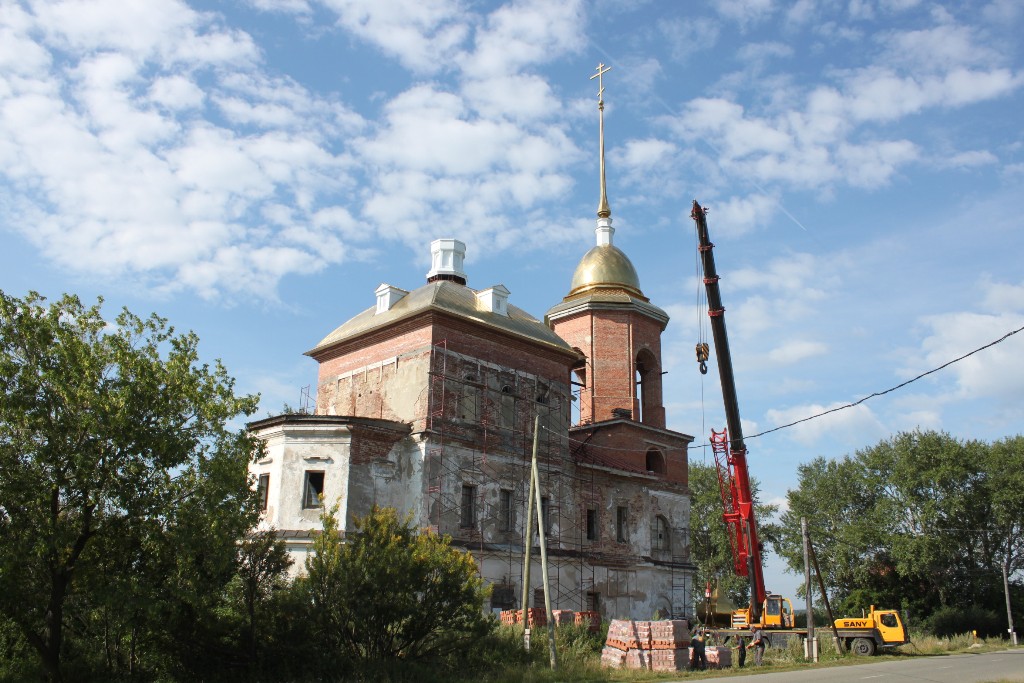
[
  {"xmin": 635, "ymin": 349, "xmax": 660, "ymax": 425},
  {"xmin": 646, "ymin": 447, "xmax": 666, "ymax": 475}
]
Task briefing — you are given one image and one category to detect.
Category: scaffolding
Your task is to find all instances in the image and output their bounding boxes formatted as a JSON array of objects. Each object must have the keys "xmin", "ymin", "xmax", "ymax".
[{"xmin": 423, "ymin": 340, "xmax": 696, "ymax": 617}]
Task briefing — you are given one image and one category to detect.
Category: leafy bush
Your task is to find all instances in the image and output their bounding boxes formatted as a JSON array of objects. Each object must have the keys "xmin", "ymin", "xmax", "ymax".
[
  {"xmin": 305, "ymin": 506, "xmax": 495, "ymax": 676},
  {"xmin": 925, "ymin": 604, "xmax": 1004, "ymax": 638}
]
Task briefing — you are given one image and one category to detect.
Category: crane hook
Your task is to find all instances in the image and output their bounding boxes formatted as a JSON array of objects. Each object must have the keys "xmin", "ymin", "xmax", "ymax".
[{"xmin": 695, "ymin": 342, "xmax": 709, "ymax": 375}]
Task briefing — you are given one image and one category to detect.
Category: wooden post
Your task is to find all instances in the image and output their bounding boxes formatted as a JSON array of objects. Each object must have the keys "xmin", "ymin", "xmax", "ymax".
[
  {"xmin": 808, "ymin": 535, "xmax": 842, "ymax": 653},
  {"xmin": 520, "ymin": 416, "xmax": 538, "ymax": 651},
  {"xmin": 531, "ymin": 415, "xmax": 558, "ymax": 670},
  {"xmin": 802, "ymin": 517, "xmax": 817, "ymax": 661}
]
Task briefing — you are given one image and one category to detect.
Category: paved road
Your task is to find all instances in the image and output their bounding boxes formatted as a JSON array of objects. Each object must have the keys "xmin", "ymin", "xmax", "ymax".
[{"xmin": 669, "ymin": 649, "xmax": 1024, "ymax": 683}]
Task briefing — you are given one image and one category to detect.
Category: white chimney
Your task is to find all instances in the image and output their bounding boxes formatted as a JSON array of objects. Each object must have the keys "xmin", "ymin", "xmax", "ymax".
[{"xmin": 426, "ymin": 238, "xmax": 467, "ymax": 285}]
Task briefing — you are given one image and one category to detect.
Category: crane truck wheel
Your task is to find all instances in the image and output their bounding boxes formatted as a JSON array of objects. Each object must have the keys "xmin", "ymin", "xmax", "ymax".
[{"xmin": 851, "ymin": 638, "xmax": 876, "ymax": 656}]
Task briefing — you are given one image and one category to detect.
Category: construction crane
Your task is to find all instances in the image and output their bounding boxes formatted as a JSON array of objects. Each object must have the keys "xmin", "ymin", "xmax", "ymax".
[
  {"xmin": 691, "ymin": 199, "xmax": 776, "ymax": 629},
  {"xmin": 690, "ymin": 201, "xmax": 911, "ymax": 655}
]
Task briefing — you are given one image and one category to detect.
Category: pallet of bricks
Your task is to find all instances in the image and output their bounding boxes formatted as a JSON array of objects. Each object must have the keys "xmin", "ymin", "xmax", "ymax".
[
  {"xmin": 498, "ymin": 608, "xmax": 547, "ymax": 627},
  {"xmin": 499, "ymin": 609, "xmax": 601, "ymax": 632},
  {"xmin": 602, "ymin": 619, "xmax": 730, "ymax": 671}
]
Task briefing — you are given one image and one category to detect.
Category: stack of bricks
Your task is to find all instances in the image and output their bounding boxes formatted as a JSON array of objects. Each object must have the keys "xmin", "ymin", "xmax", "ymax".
[
  {"xmin": 499, "ymin": 610, "xmax": 521, "ymax": 627},
  {"xmin": 703, "ymin": 646, "xmax": 732, "ymax": 668},
  {"xmin": 497, "ymin": 608, "xmax": 548, "ymax": 627},
  {"xmin": 499, "ymin": 609, "xmax": 600, "ymax": 630},
  {"xmin": 601, "ymin": 619, "xmax": 692, "ymax": 671},
  {"xmin": 575, "ymin": 610, "xmax": 601, "ymax": 633},
  {"xmin": 550, "ymin": 610, "xmax": 576, "ymax": 627}
]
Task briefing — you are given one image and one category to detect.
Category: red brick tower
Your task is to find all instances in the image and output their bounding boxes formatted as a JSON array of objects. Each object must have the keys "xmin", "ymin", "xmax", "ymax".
[{"xmin": 545, "ymin": 63, "xmax": 689, "ymax": 483}]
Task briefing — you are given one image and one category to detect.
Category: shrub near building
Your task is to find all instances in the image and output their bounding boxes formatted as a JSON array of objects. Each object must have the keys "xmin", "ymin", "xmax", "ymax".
[{"xmin": 303, "ymin": 506, "xmax": 494, "ymax": 678}]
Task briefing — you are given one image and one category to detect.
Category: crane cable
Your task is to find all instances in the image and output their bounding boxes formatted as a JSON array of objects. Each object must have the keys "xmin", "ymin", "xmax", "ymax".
[{"xmin": 694, "ymin": 216, "xmax": 709, "ymax": 462}]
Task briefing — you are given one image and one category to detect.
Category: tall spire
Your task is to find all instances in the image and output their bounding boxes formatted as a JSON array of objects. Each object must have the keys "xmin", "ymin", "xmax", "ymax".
[{"xmin": 590, "ymin": 62, "xmax": 612, "ymax": 220}]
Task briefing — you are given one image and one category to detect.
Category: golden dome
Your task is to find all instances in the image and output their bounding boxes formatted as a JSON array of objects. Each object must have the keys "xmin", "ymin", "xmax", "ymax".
[{"xmin": 568, "ymin": 244, "xmax": 643, "ymax": 297}]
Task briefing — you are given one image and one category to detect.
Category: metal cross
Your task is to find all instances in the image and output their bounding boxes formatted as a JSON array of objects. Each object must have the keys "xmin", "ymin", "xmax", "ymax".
[{"xmin": 590, "ymin": 62, "xmax": 611, "ymax": 102}]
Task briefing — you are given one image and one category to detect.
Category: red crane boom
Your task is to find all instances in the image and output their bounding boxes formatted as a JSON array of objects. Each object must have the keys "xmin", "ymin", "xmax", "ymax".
[{"xmin": 691, "ymin": 200, "xmax": 766, "ymax": 623}]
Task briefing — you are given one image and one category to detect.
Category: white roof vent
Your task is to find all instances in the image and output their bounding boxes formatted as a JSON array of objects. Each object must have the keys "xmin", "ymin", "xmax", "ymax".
[
  {"xmin": 426, "ymin": 238, "xmax": 467, "ymax": 285},
  {"xmin": 477, "ymin": 284, "xmax": 510, "ymax": 316},
  {"xmin": 375, "ymin": 283, "xmax": 408, "ymax": 314}
]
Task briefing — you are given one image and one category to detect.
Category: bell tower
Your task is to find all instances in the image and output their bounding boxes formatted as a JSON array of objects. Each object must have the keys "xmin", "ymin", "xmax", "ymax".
[{"xmin": 546, "ymin": 63, "xmax": 669, "ymax": 430}]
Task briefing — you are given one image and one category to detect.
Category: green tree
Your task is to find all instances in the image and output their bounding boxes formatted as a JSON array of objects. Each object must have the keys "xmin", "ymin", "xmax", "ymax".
[
  {"xmin": 777, "ymin": 430, "xmax": 1024, "ymax": 628},
  {"xmin": 688, "ymin": 461, "xmax": 779, "ymax": 615},
  {"xmin": 237, "ymin": 530, "xmax": 293, "ymax": 664},
  {"xmin": 305, "ymin": 506, "xmax": 494, "ymax": 669},
  {"xmin": 0, "ymin": 291, "xmax": 260, "ymax": 682}
]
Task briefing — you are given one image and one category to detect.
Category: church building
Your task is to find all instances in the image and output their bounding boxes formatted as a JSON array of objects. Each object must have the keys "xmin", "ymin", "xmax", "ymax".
[{"xmin": 248, "ymin": 73, "xmax": 696, "ymax": 620}]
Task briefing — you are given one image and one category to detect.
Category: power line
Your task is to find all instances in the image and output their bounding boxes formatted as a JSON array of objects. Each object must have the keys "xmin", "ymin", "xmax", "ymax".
[{"xmin": 745, "ymin": 322, "xmax": 1024, "ymax": 441}]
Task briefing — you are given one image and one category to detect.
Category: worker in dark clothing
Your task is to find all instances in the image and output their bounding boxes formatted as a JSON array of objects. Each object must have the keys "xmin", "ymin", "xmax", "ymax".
[
  {"xmin": 690, "ymin": 631, "xmax": 707, "ymax": 670},
  {"xmin": 750, "ymin": 627, "xmax": 765, "ymax": 666},
  {"xmin": 735, "ymin": 635, "xmax": 746, "ymax": 667}
]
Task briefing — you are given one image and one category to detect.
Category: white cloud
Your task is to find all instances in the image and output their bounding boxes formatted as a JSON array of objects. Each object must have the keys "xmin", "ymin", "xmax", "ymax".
[
  {"xmin": 736, "ymin": 41, "xmax": 793, "ymax": 66},
  {"xmin": 766, "ymin": 340, "xmax": 827, "ymax": 365},
  {"xmin": 318, "ymin": 0, "xmax": 469, "ymax": 74},
  {"xmin": 714, "ymin": 0, "xmax": 776, "ymax": 26},
  {"xmin": 880, "ymin": 23, "xmax": 1001, "ymax": 72},
  {"xmin": 149, "ymin": 75, "xmax": 205, "ymax": 109},
  {"xmin": 459, "ymin": 0, "xmax": 585, "ymax": 78},
  {"xmin": 765, "ymin": 402, "xmax": 887, "ymax": 448},
  {"xmin": 982, "ymin": 278, "xmax": 1024, "ymax": 312},
  {"xmin": 659, "ymin": 16, "xmax": 720, "ymax": 63},
  {"xmin": 462, "ymin": 73, "xmax": 561, "ymax": 122},
  {"xmin": 913, "ymin": 309, "xmax": 1024, "ymax": 403},
  {"xmin": 0, "ymin": 0, "xmax": 363, "ymax": 300},
  {"xmin": 706, "ymin": 193, "xmax": 778, "ymax": 238},
  {"xmin": 933, "ymin": 149, "xmax": 998, "ymax": 169},
  {"xmin": 616, "ymin": 138, "xmax": 677, "ymax": 170}
]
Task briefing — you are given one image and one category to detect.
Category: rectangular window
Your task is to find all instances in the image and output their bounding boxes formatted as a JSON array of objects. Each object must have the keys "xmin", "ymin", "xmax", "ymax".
[
  {"xmin": 653, "ymin": 516, "xmax": 670, "ymax": 552},
  {"xmin": 459, "ymin": 378, "xmax": 479, "ymax": 421},
  {"xmin": 499, "ymin": 392, "xmax": 516, "ymax": 429},
  {"xmin": 257, "ymin": 473, "xmax": 270, "ymax": 513},
  {"xmin": 540, "ymin": 496, "xmax": 551, "ymax": 533},
  {"xmin": 616, "ymin": 506, "xmax": 628, "ymax": 543},
  {"xmin": 586, "ymin": 591, "xmax": 600, "ymax": 614},
  {"xmin": 499, "ymin": 489, "xmax": 514, "ymax": 532},
  {"xmin": 586, "ymin": 508, "xmax": 598, "ymax": 541},
  {"xmin": 460, "ymin": 485, "xmax": 476, "ymax": 528},
  {"xmin": 302, "ymin": 471, "xmax": 324, "ymax": 509}
]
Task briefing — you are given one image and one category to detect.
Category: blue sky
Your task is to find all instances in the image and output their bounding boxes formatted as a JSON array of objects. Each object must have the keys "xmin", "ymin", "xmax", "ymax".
[{"xmin": 3, "ymin": 0, "xmax": 1023, "ymax": 602}]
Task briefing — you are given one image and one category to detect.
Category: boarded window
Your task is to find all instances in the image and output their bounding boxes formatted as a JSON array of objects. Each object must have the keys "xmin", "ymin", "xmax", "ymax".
[
  {"xmin": 499, "ymin": 386, "xmax": 515, "ymax": 429},
  {"xmin": 499, "ymin": 489, "xmax": 514, "ymax": 532},
  {"xmin": 490, "ymin": 584, "xmax": 515, "ymax": 610},
  {"xmin": 616, "ymin": 506, "xmax": 628, "ymax": 543},
  {"xmin": 459, "ymin": 375, "xmax": 479, "ymax": 420},
  {"xmin": 257, "ymin": 473, "xmax": 270, "ymax": 512},
  {"xmin": 460, "ymin": 485, "xmax": 476, "ymax": 528},
  {"xmin": 653, "ymin": 515, "xmax": 670, "ymax": 551},
  {"xmin": 302, "ymin": 471, "xmax": 324, "ymax": 509}
]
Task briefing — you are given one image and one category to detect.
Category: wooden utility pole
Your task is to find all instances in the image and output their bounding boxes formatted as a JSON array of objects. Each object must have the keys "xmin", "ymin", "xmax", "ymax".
[
  {"xmin": 802, "ymin": 517, "xmax": 817, "ymax": 661},
  {"xmin": 1004, "ymin": 557, "xmax": 1018, "ymax": 646},
  {"xmin": 807, "ymin": 535, "xmax": 842, "ymax": 653}
]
